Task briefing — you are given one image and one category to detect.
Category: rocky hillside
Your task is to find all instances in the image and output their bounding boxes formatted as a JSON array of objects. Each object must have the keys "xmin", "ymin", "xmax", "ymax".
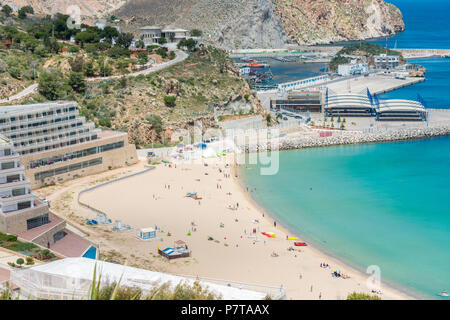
[
  {"xmin": 273, "ymin": 0, "xmax": 405, "ymax": 45},
  {"xmin": 4, "ymin": 0, "xmax": 404, "ymax": 48},
  {"xmin": 116, "ymin": 0, "xmax": 290, "ymax": 49},
  {"xmin": 1, "ymin": 0, "xmax": 125, "ymax": 17}
]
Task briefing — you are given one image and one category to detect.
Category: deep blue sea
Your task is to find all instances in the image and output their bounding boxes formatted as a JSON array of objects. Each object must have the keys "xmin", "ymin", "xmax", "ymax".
[
  {"xmin": 238, "ymin": 0, "xmax": 450, "ymax": 299},
  {"xmin": 371, "ymin": 0, "xmax": 450, "ymax": 49}
]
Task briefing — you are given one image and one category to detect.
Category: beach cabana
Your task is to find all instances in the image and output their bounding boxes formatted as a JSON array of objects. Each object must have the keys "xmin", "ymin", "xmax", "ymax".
[
  {"xmin": 158, "ymin": 240, "xmax": 190, "ymax": 260},
  {"xmin": 137, "ymin": 227, "xmax": 157, "ymax": 240}
]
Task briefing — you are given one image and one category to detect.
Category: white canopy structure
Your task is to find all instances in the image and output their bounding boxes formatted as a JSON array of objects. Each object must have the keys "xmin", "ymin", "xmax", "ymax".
[{"xmin": 11, "ymin": 257, "xmax": 285, "ymax": 300}]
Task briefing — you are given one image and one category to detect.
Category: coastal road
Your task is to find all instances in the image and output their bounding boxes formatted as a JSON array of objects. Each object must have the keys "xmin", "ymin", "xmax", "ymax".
[
  {"xmin": 0, "ymin": 83, "xmax": 38, "ymax": 104},
  {"xmin": 85, "ymin": 50, "xmax": 189, "ymax": 82}
]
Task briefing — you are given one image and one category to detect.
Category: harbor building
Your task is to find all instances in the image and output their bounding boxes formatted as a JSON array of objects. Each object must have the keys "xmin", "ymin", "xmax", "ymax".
[
  {"xmin": 325, "ymin": 93, "xmax": 375, "ymax": 117},
  {"xmin": 337, "ymin": 61, "xmax": 369, "ymax": 77},
  {"xmin": 0, "ymin": 101, "xmax": 137, "ymax": 188},
  {"xmin": 325, "ymin": 90, "xmax": 427, "ymax": 121},
  {"xmin": 271, "ymin": 91, "xmax": 322, "ymax": 113},
  {"xmin": 139, "ymin": 26, "xmax": 190, "ymax": 46},
  {"xmin": 376, "ymin": 100, "xmax": 428, "ymax": 121},
  {"xmin": 374, "ymin": 54, "xmax": 400, "ymax": 69},
  {"xmin": 0, "ymin": 136, "xmax": 96, "ymax": 258}
]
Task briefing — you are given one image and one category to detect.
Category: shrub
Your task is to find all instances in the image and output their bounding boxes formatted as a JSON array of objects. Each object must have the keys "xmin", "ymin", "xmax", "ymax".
[
  {"xmin": 163, "ymin": 95, "xmax": 176, "ymax": 107},
  {"xmin": 146, "ymin": 114, "xmax": 163, "ymax": 133},
  {"xmin": 347, "ymin": 292, "xmax": 381, "ymax": 300},
  {"xmin": 16, "ymin": 258, "xmax": 24, "ymax": 266},
  {"xmin": 98, "ymin": 117, "xmax": 112, "ymax": 128},
  {"xmin": 26, "ymin": 257, "xmax": 34, "ymax": 265}
]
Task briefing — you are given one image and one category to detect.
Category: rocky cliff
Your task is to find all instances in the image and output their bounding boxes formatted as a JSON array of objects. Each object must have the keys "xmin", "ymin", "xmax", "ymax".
[
  {"xmin": 4, "ymin": 0, "xmax": 404, "ymax": 48},
  {"xmin": 117, "ymin": 0, "xmax": 405, "ymax": 48},
  {"xmin": 273, "ymin": 0, "xmax": 405, "ymax": 45}
]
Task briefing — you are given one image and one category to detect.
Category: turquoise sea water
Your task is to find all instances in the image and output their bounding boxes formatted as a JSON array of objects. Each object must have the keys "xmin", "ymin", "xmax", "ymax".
[
  {"xmin": 239, "ymin": 137, "xmax": 450, "ymax": 299},
  {"xmin": 379, "ymin": 57, "xmax": 450, "ymax": 109}
]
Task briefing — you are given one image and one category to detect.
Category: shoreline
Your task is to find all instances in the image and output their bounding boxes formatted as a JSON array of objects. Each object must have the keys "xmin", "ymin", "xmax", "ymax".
[
  {"xmin": 232, "ymin": 163, "xmax": 424, "ymax": 300},
  {"xmin": 41, "ymin": 157, "xmax": 413, "ymax": 300}
]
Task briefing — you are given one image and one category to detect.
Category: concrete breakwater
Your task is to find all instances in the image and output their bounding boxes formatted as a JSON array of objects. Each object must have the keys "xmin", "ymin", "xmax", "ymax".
[{"xmin": 242, "ymin": 125, "xmax": 450, "ymax": 152}]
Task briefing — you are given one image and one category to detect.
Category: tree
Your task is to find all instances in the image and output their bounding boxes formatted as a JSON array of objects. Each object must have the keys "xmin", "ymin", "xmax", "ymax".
[
  {"xmin": 43, "ymin": 36, "xmax": 59, "ymax": 54},
  {"xmin": 84, "ymin": 61, "xmax": 96, "ymax": 77},
  {"xmin": 69, "ymin": 55, "xmax": 84, "ymax": 72},
  {"xmin": 69, "ymin": 72, "xmax": 86, "ymax": 93},
  {"xmin": 135, "ymin": 39, "xmax": 145, "ymax": 49},
  {"xmin": 16, "ymin": 258, "xmax": 24, "ymax": 267},
  {"xmin": 2, "ymin": 5, "xmax": 12, "ymax": 16},
  {"xmin": 38, "ymin": 71, "xmax": 70, "ymax": 100},
  {"xmin": 75, "ymin": 31, "xmax": 100, "ymax": 46},
  {"xmin": 177, "ymin": 39, "xmax": 197, "ymax": 52},
  {"xmin": 18, "ymin": 5, "xmax": 34, "ymax": 19},
  {"xmin": 116, "ymin": 32, "xmax": 134, "ymax": 49},
  {"xmin": 100, "ymin": 26, "xmax": 119, "ymax": 41},
  {"xmin": 190, "ymin": 29, "xmax": 202, "ymax": 37},
  {"xmin": 158, "ymin": 37, "xmax": 167, "ymax": 45},
  {"xmin": 155, "ymin": 47, "xmax": 167, "ymax": 59},
  {"xmin": 266, "ymin": 114, "xmax": 272, "ymax": 126}
]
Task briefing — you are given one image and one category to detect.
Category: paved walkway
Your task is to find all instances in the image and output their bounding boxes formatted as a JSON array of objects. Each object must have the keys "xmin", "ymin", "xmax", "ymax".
[{"xmin": 0, "ymin": 83, "xmax": 38, "ymax": 104}]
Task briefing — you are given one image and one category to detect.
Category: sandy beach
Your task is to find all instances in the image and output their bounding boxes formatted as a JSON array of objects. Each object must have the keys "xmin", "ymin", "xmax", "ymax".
[{"xmin": 34, "ymin": 156, "xmax": 413, "ymax": 300}]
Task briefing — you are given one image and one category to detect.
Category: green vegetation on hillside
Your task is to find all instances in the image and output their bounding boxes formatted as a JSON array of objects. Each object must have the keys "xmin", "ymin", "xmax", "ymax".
[{"xmin": 329, "ymin": 42, "xmax": 403, "ymax": 71}]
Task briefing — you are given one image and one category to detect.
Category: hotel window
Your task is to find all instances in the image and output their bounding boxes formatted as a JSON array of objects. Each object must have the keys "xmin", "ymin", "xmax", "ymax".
[
  {"xmin": 26, "ymin": 214, "xmax": 49, "ymax": 230},
  {"xmin": 18, "ymin": 201, "xmax": 32, "ymax": 211}
]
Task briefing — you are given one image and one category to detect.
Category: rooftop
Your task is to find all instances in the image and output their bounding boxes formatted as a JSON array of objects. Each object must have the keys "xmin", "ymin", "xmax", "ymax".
[{"xmin": 0, "ymin": 101, "xmax": 77, "ymax": 116}]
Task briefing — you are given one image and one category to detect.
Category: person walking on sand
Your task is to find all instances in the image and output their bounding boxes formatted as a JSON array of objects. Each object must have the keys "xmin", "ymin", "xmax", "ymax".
[
  {"xmin": 274, "ymin": 221, "xmax": 277, "ymax": 227},
  {"xmin": 310, "ymin": 285, "xmax": 313, "ymax": 292}
]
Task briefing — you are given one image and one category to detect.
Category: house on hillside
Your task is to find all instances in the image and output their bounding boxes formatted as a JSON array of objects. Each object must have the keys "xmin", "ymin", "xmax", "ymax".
[{"xmin": 139, "ymin": 26, "xmax": 191, "ymax": 48}]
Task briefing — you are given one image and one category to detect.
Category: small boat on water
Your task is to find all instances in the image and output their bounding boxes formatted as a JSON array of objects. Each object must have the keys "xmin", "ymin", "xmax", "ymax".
[
  {"xmin": 438, "ymin": 290, "xmax": 449, "ymax": 297},
  {"xmin": 248, "ymin": 62, "xmax": 264, "ymax": 68}
]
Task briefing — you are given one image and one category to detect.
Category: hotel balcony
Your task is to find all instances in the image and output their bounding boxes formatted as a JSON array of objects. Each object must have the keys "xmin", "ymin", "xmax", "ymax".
[
  {"xmin": 15, "ymin": 129, "xmax": 101, "ymax": 154},
  {"xmin": 0, "ymin": 195, "xmax": 38, "ymax": 214},
  {"xmin": 2, "ymin": 116, "xmax": 87, "ymax": 138},
  {"xmin": 2, "ymin": 110, "xmax": 80, "ymax": 129},
  {"xmin": 0, "ymin": 164, "xmax": 25, "ymax": 175},
  {"xmin": 11, "ymin": 122, "xmax": 95, "ymax": 146},
  {"xmin": 0, "ymin": 176, "xmax": 30, "ymax": 188}
]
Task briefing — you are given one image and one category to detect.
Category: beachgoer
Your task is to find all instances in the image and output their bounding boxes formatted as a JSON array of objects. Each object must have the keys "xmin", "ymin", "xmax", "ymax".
[{"xmin": 274, "ymin": 221, "xmax": 277, "ymax": 227}]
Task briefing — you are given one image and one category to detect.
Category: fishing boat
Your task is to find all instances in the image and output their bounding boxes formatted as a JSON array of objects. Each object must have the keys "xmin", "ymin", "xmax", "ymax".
[{"xmin": 248, "ymin": 62, "xmax": 264, "ymax": 68}]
